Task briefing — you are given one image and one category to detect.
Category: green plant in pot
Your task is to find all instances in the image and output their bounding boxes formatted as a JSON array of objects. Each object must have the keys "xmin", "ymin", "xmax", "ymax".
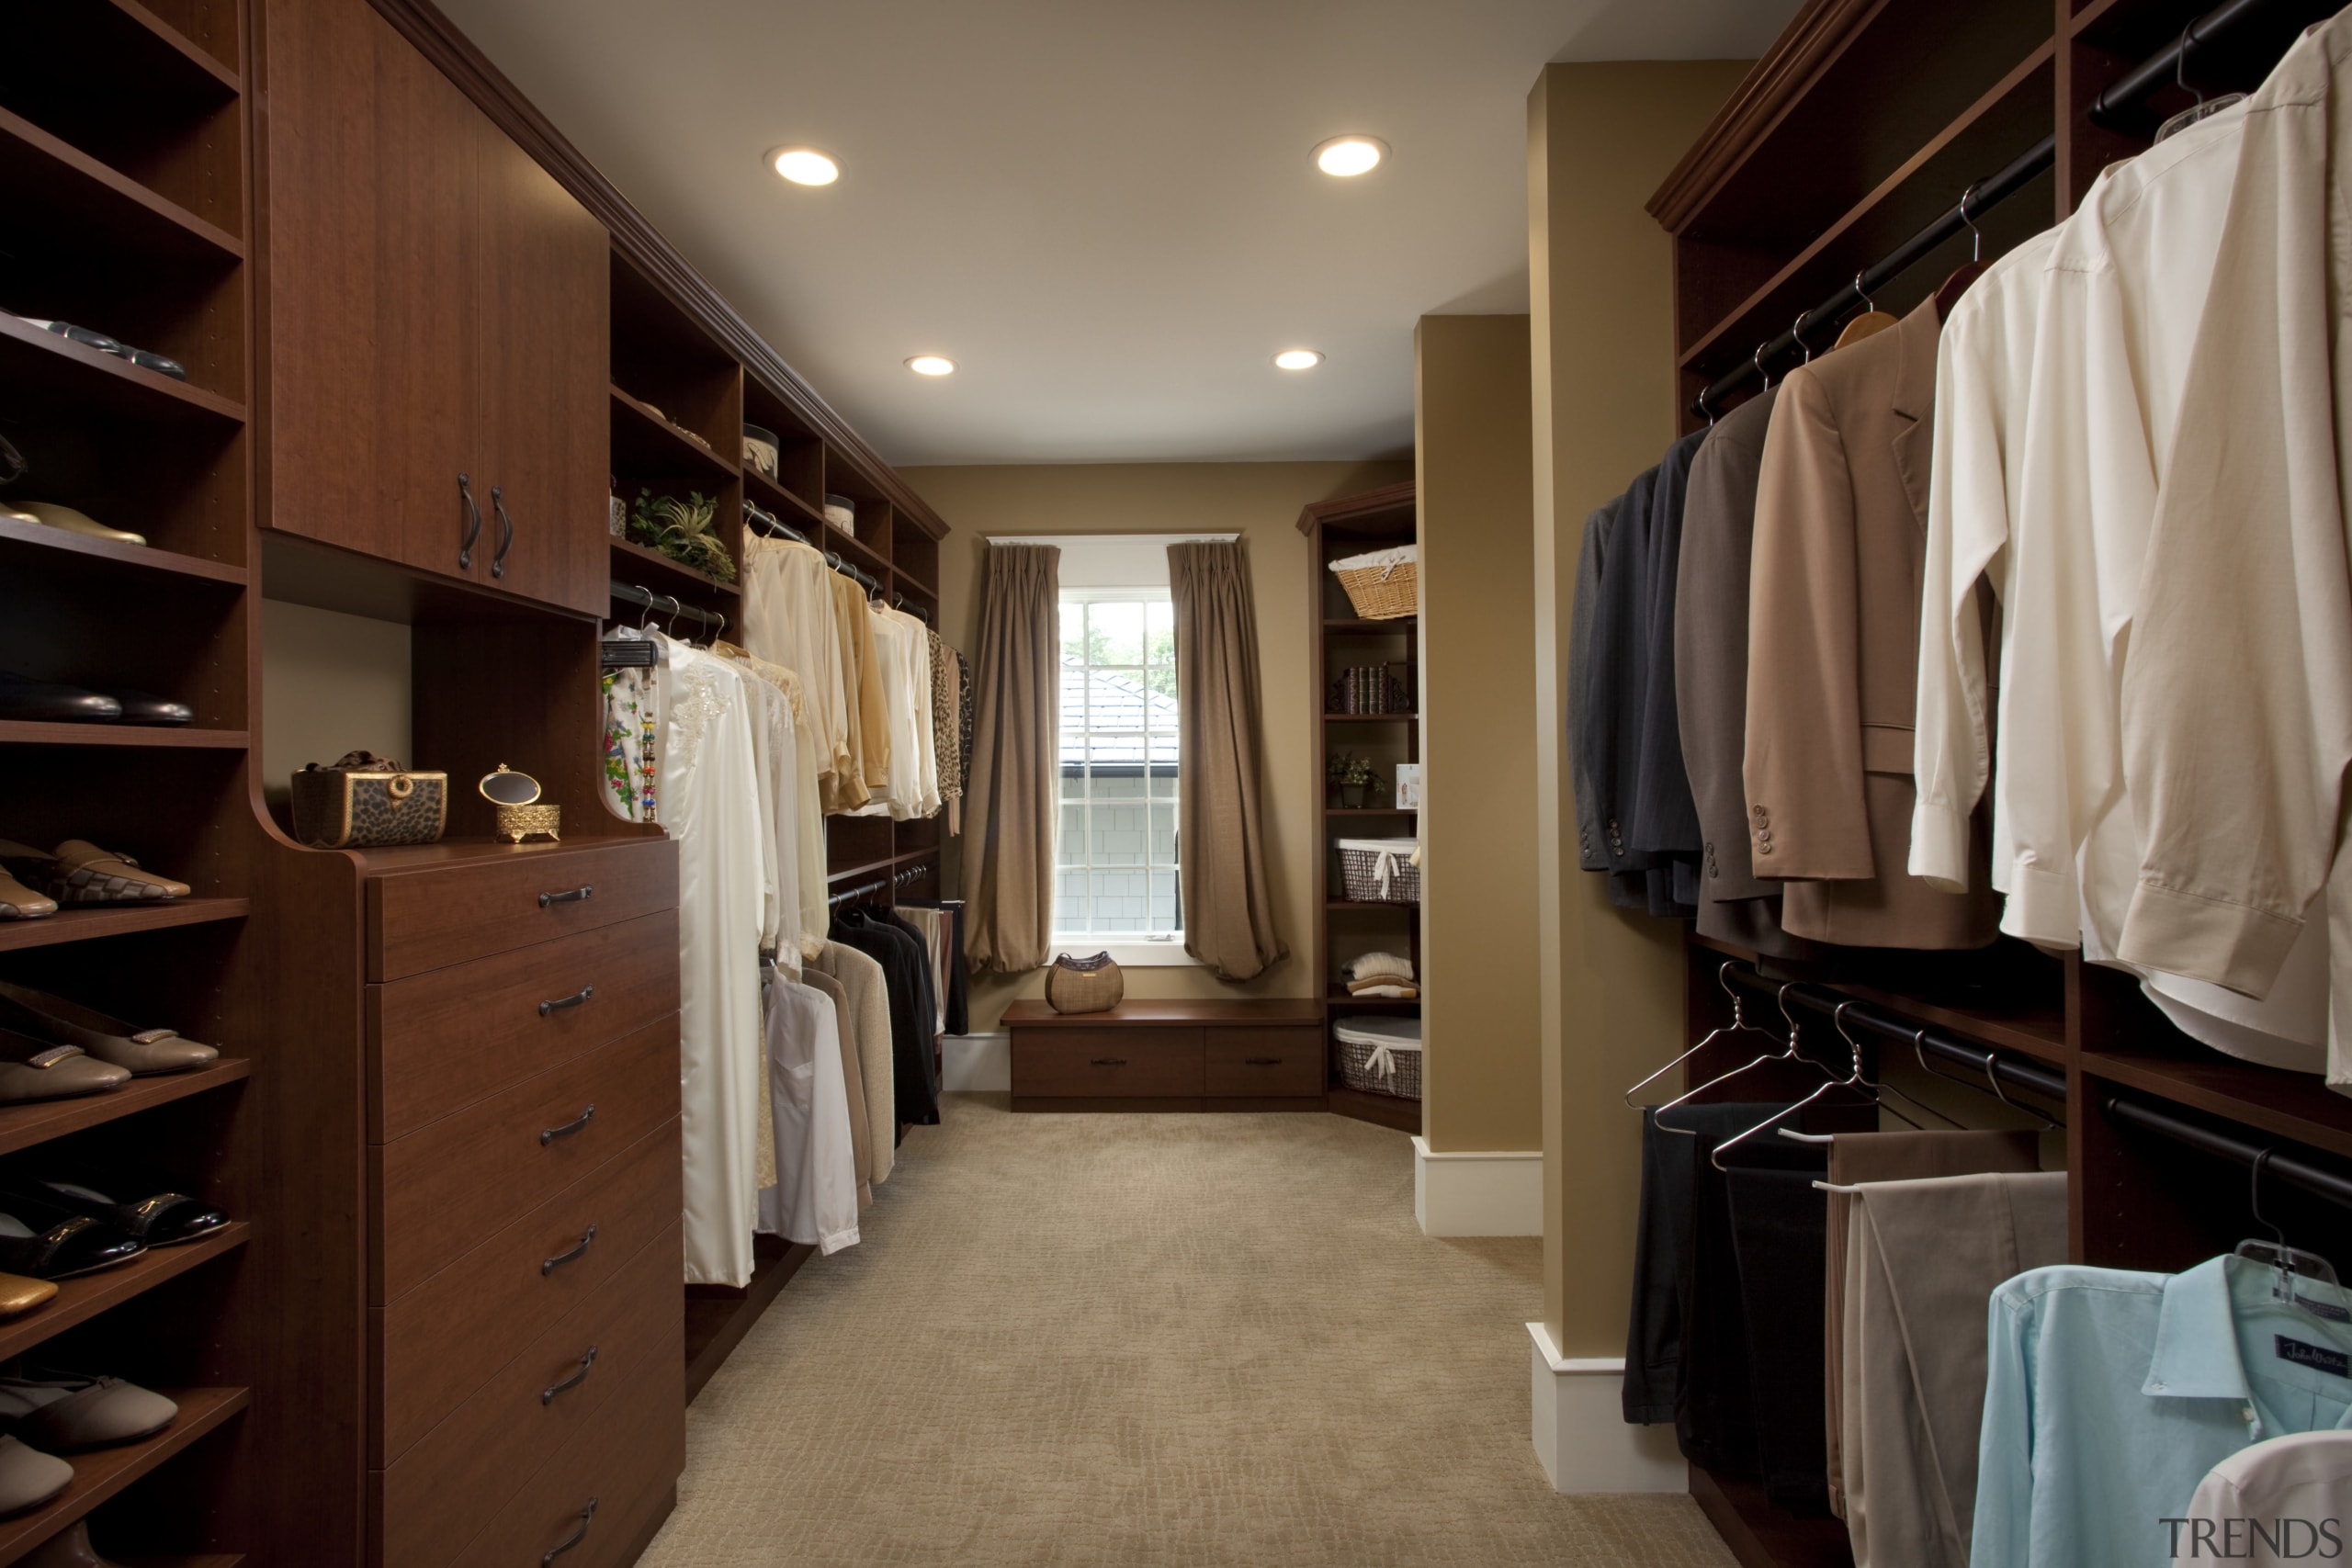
[
  {"xmin": 629, "ymin": 489, "xmax": 736, "ymax": 583},
  {"xmin": 1330, "ymin": 751, "xmax": 1381, "ymax": 808}
]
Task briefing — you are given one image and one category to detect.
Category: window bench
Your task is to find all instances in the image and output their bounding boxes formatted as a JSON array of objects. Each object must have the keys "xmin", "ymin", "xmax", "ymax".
[{"xmin": 1001, "ymin": 998, "xmax": 1325, "ymax": 1111}]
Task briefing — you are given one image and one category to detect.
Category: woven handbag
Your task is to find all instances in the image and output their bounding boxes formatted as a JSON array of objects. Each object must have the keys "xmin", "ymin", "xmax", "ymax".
[{"xmin": 1046, "ymin": 951, "xmax": 1125, "ymax": 1014}]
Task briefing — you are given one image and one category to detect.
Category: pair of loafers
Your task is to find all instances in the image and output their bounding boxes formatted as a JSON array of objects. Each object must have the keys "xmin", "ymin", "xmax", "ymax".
[
  {"xmin": 0, "ymin": 672, "xmax": 187, "ymax": 728},
  {"xmin": 0, "ymin": 1371, "xmax": 181, "ymax": 1521},
  {"xmin": 0, "ymin": 984, "xmax": 218, "ymax": 1081},
  {"xmin": 0, "ymin": 842, "xmax": 189, "ymax": 918},
  {"xmin": 0, "ymin": 1177, "xmax": 229, "ymax": 1280}
]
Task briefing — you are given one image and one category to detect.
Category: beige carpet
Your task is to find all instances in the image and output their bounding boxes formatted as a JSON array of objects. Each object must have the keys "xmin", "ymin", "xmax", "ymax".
[{"xmin": 646, "ymin": 1093, "xmax": 1734, "ymax": 1567}]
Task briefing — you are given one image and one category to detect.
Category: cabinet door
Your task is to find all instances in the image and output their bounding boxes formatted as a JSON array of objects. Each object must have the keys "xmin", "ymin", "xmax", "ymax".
[
  {"xmin": 472, "ymin": 120, "xmax": 609, "ymax": 615},
  {"xmin": 264, "ymin": 0, "xmax": 482, "ymax": 581}
]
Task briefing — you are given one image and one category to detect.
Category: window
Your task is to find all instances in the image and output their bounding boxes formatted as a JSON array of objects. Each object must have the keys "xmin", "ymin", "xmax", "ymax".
[{"xmin": 1057, "ymin": 590, "xmax": 1181, "ymax": 942}]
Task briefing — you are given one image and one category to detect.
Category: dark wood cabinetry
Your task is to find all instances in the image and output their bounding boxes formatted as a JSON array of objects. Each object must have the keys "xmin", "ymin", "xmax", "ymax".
[
  {"xmin": 1005, "ymin": 1001, "xmax": 1326, "ymax": 1112},
  {"xmin": 260, "ymin": 0, "xmax": 606, "ymax": 615}
]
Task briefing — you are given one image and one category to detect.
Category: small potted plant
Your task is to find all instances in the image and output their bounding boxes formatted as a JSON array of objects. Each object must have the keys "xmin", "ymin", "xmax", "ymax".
[
  {"xmin": 1327, "ymin": 751, "xmax": 1352, "ymax": 808},
  {"xmin": 1339, "ymin": 752, "xmax": 1381, "ymax": 809}
]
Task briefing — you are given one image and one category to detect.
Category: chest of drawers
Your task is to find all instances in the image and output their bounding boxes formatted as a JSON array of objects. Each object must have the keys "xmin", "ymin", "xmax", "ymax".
[{"xmin": 361, "ymin": 839, "xmax": 683, "ymax": 1567}]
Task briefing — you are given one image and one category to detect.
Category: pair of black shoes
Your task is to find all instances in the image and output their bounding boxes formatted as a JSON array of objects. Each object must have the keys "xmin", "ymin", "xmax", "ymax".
[
  {"xmin": 19, "ymin": 320, "xmax": 186, "ymax": 382},
  {"xmin": 0, "ymin": 1177, "xmax": 228, "ymax": 1280},
  {"xmin": 0, "ymin": 672, "xmax": 189, "ymax": 728}
]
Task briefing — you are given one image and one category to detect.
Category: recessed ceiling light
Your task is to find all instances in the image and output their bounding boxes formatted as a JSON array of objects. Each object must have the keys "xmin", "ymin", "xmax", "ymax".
[
  {"xmin": 906, "ymin": 355, "xmax": 956, "ymax": 377},
  {"xmin": 1313, "ymin": 136, "xmax": 1387, "ymax": 177},
  {"xmin": 1273, "ymin": 349, "xmax": 1323, "ymax": 371},
  {"xmin": 769, "ymin": 147, "xmax": 839, "ymax": 186}
]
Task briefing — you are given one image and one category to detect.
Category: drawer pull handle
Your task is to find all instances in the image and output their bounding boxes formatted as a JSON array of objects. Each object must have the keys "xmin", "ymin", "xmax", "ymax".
[
  {"xmin": 541, "ymin": 1224, "xmax": 597, "ymax": 1276},
  {"xmin": 541, "ymin": 1344, "xmax": 598, "ymax": 1405},
  {"xmin": 538, "ymin": 985, "xmax": 595, "ymax": 1017},
  {"xmin": 540, "ymin": 1104, "xmax": 595, "ymax": 1146},
  {"xmin": 1089, "ymin": 1058, "xmax": 1127, "ymax": 1066},
  {"xmin": 538, "ymin": 885, "xmax": 594, "ymax": 908},
  {"xmin": 542, "ymin": 1496, "xmax": 597, "ymax": 1563},
  {"xmin": 1245, "ymin": 1057, "xmax": 1283, "ymax": 1066}
]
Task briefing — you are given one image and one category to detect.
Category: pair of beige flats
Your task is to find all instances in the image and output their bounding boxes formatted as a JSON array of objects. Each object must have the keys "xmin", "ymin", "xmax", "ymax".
[
  {"xmin": 0, "ymin": 1371, "xmax": 181, "ymax": 1529},
  {"xmin": 0, "ymin": 841, "xmax": 190, "ymax": 921},
  {"xmin": 0, "ymin": 983, "xmax": 219, "ymax": 1105}
]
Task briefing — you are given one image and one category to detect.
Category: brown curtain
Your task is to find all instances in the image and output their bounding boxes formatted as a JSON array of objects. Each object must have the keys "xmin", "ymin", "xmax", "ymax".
[
  {"xmin": 964, "ymin": 545, "xmax": 1059, "ymax": 974},
  {"xmin": 1170, "ymin": 541, "xmax": 1288, "ymax": 980}
]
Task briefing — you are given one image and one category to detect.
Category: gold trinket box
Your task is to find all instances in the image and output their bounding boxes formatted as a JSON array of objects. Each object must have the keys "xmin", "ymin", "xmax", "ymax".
[{"xmin": 481, "ymin": 764, "xmax": 560, "ymax": 843}]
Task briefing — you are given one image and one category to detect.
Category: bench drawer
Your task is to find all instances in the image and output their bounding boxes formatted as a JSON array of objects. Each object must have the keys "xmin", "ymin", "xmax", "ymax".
[
  {"xmin": 1205, "ymin": 1028, "xmax": 1323, "ymax": 1097},
  {"xmin": 1011, "ymin": 1026, "xmax": 1203, "ymax": 1098}
]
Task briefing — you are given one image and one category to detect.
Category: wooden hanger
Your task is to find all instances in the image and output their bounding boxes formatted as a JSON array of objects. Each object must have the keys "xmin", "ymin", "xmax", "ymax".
[
  {"xmin": 1835, "ymin": 271, "xmax": 1898, "ymax": 347},
  {"xmin": 1933, "ymin": 184, "xmax": 1990, "ymax": 321}
]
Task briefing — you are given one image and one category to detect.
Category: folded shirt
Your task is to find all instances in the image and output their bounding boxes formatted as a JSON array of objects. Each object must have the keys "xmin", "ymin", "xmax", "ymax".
[
  {"xmin": 1347, "ymin": 951, "xmax": 1417, "ymax": 982},
  {"xmin": 1349, "ymin": 983, "xmax": 1419, "ymax": 998}
]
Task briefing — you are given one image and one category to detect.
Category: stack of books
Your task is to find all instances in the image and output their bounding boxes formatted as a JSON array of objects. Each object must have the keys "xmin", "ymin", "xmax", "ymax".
[{"xmin": 1331, "ymin": 664, "xmax": 1414, "ymax": 714}]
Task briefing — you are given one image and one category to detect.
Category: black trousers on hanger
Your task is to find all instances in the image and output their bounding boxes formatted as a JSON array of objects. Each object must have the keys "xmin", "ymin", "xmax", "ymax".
[
  {"xmin": 1623, "ymin": 1102, "xmax": 1789, "ymax": 1427},
  {"xmin": 1726, "ymin": 1163, "xmax": 1831, "ymax": 1512}
]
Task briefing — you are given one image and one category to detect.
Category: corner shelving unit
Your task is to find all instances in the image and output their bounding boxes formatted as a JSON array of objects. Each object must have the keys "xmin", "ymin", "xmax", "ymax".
[
  {"xmin": 0, "ymin": 0, "xmax": 254, "ymax": 1556},
  {"xmin": 1298, "ymin": 482, "xmax": 1421, "ymax": 1134}
]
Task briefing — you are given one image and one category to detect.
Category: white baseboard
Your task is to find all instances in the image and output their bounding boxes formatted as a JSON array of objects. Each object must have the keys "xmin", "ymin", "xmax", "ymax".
[
  {"xmin": 1527, "ymin": 1324, "xmax": 1687, "ymax": 1494},
  {"xmin": 943, "ymin": 1032, "xmax": 1011, "ymax": 1092},
  {"xmin": 1412, "ymin": 1137, "xmax": 1543, "ymax": 1235}
]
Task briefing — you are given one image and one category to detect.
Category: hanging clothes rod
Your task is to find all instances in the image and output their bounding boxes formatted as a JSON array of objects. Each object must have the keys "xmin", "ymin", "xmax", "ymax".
[
  {"xmin": 826, "ymin": 861, "xmax": 935, "ymax": 906},
  {"xmin": 1716, "ymin": 963, "xmax": 2067, "ymax": 1101},
  {"xmin": 609, "ymin": 580, "xmax": 726, "ymax": 631},
  {"xmin": 891, "ymin": 592, "xmax": 932, "ymax": 623},
  {"xmin": 2105, "ymin": 1096, "xmax": 2352, "ymax": 1211},
  {"xmin": 743, "ymin": 501, "xmax": 812, "ymax": 548},
  {"xmin": 827, "ymin": 552, "xmax": 880, "ymax": 594},
  {"xmin": 1689, "ymin": 0, "xmax": 2305, "ymax": 421},
  {"xmin": 2087, "ymin": 0, "xmax": 2312, "ymax": 128}
]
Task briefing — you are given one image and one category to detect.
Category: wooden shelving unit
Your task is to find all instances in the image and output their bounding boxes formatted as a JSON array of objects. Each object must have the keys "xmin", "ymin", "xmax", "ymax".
[
  {"xmin": 1649, "ymin": 3, "xmax": 2349, "ymax": 1563},
  {"xmin": 1298, "ymin": 483, "xmax": 1421, "ymax": 1131},
  {"xmin": 0, "ymin": 903, "xmax": 250, "ymax": 955}
]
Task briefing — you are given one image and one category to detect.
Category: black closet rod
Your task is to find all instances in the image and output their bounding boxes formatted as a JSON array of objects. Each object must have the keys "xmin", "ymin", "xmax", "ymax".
[
  {"xmin": 2105, "ymin": 1096, "xmax": 2352, "ymax": 1211},
  {"xmin": 1716, "ymin": 963, "xmax": 2068, "ymax": 1101},
  {"xmin": 610, "ymin": 580, "xmax": 726, "ymax": 630},
  {"xmin": 744, "ymin": 501, "xmax": 813, "ymax": 548},
  {"xmin": 1688, "ymin": 0, "xmax": 2302, "ymax": 420},
  {"xmin": 2087, "ymin": 0, "xmax": 2301, "ymax": 128}
]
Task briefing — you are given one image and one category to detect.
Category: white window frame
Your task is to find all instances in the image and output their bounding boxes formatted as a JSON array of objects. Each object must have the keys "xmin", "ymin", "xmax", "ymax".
[{"xmin": 1054, "ymin": 581, "xmax": 1194, "ymax": 965}]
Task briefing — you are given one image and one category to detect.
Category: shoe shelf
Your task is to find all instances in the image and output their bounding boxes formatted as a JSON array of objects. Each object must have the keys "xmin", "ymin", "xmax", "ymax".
[
  {"xmin": 15, "ymin": 0, "xmax": 240, "ymax": 102},
  {"xmin": 0, "ymin": 1226, "xmax": 247, "ymax": 1371},
  {"xmin": 0, "ymin": 318, "xmax": 243, "ymax": 428},
  {"xmin": 0, "ymin": 1386, "xmax": 248, "ymax": 1568},
  {"xmin": 0, "ymin": 902, "xmax": 251, "ymax": 956},
  {"xmin": 607, "ymin": 536, "xmax": 741, "ymax": 601},
  {"xmin": 610, "ymin": 384, "xmax": 741, "ymax": 487},
  {"xmin": 0, "ymin": 519, "xmax": 247, "ymax": 590},
  {"xmin": 743, "ymin": 467, "xmax": 827, "ymax": 531},
  {"xmin": 0, "ymin": 725, "xmax": 249, "ymax": 750},
  {"xmin": 0, "ymin": 1060, "xmax": 248, "ymax": 1163},
  {"xmin": 0, "ymin": 108, "xmax": 243, "ymax": 269}
]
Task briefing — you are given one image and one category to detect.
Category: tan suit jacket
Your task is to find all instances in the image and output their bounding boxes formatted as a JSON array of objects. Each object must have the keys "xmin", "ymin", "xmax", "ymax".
[{"xmin": 1746, "ymin": 299, "xmax": 1998, "ymax": 948}]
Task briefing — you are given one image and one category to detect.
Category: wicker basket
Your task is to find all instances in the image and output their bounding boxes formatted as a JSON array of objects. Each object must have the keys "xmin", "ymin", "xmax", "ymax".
[
  {"xmin": 1329, "ymin": 545, "xmax": 1418, "ymax": 619},
  {"xmin": 1335, "ymin": 1017, "xmax": 1421, "ymax": 1100},
  {"xmin": 1337, "ymin": 838, "xmax": 1420, "ymax": 904},
  {"xmin": 1046, "ymin": 951, "xmax": 1125, "ymax": 1014}
]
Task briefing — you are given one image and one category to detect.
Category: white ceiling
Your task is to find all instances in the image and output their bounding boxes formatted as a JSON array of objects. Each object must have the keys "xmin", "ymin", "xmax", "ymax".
[{"xmin": 435, "ymin": 0, "xmax": 1798, "ymax": 466}]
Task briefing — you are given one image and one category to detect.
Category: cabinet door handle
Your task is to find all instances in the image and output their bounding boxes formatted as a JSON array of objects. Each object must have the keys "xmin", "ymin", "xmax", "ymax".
[
  {"xmin": 1090, "ymin": 1058, "xmax": 1127, "ymax": 1066},
  {"xmin": 1245, "ymin": 1057, "xmax": 1283, "ymax": 1066},
  {"xmin": 538, "ymin": 885, "xmax": 594, "ymax": 908},
  {"xmin": 540, "ymin": 1104, "xmax": 595, "ymax": 1146},
  {"xmin": 457, "ymin": 472, "xmax": 482, "ymax": 570},
  {"xmin": 541, "ymin": 1224, "xmax": 597, "ymax": 1276},
  {"xmin": 538, "ymin": 985, "xmax": 594, "ymax": 1017},
  {"xmin": 541, "ymin": 1497, "xmax": 597, "ymax": 1564},
  {"xmin": 541, "ymin": 1344, "xmax": 598, "ymax": 1405},
  {"xmin": 492, "ymin": 484, "xmax": 514, "ymax": 579}
]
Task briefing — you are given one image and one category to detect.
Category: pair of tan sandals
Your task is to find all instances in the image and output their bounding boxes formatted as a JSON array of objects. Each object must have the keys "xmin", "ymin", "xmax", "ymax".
[{"xmin": 0, "ymin": 841, "xmax": 190, "ymax": 921}]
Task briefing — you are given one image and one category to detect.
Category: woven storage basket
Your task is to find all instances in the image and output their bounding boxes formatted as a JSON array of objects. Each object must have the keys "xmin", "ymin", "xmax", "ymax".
[
  {"xmin": 1046, "ymin": 951, "xmax": 1124, "ymax": 1014},
  {"xmin": 1337, "ymin": 838, "xmax": 1420, "ymax": 904},
  {"xmin": 1335, "ymin": 1016, "xmax": 1421, "ymax": 1100},
  {"xmin": 1328, "ymin": 545, "xmax": 1418, "ymax": 620}
]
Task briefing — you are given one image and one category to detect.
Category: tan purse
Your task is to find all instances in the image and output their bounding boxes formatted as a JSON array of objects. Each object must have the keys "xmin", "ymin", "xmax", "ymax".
[
  {"xmin": 290, "ymin": 751, "xmax": 447, "ymax": 849},
  {"xmin": 1045, "ymin": 951, "xmax": 1124, "ymax": 1014}
]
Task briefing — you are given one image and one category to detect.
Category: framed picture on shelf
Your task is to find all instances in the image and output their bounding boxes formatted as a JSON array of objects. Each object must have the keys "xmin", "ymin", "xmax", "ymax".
[{"xmin": 1395, "ymin": 763, "xmax": 1421, "ymax": 809}]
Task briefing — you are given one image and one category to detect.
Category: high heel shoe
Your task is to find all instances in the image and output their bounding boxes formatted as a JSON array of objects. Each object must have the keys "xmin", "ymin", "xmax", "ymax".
[{"xmin": 19, "ymin": 1521, "xmax": 120, "ymax": 1567}]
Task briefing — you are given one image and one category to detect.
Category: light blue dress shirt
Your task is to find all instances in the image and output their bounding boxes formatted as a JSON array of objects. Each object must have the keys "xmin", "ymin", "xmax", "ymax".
[{"xmin": 1971, "ymin": 1256, "xmax": 2352, "ymax": 1567}]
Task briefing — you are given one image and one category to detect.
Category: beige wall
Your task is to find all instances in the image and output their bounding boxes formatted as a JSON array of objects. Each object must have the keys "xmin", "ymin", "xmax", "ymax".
[
  {"xmin": 1529, "ymin": 62, "xmax": 1751, "ymax": 1354},
  {"xmin": 1415, "ymin": 315, "xmax": 1541, "ymax": 1156},
  {"xmin": 905, "ymin": 460, "xmax": 1412, "ymax": 1033},
  {"xmin": 258, "ymin": 599, "xmax": 413, "ymax": 815}
]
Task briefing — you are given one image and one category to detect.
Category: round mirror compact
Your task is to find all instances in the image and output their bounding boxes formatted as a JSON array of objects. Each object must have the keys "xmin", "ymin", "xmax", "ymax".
[
  {"xmin": 481, "ymin": 765, "xmax": 560, "ymax": 842},
  {"xmin": 479, "ymin": 764, "xmax": 542, "ymax": 807}
]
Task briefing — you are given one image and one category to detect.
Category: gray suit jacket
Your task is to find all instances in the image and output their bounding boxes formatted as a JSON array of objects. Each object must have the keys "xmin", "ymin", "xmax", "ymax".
[{"xmin": 1568, "ymin": 497, "xmax": 1619, "ymax": 873}]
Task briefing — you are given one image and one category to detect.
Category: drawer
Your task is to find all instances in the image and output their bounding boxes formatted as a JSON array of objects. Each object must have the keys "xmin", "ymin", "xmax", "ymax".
[
  {"xmin": 368, "ymin": 839, "xmax": 678, "ymax": 982},
  {"xmin": 447, "ymin": 1300, "xmax": 684, "ymax": 1568},
  {"xmin": 375, "ymin": 1222, "xmax": 679, "ymax": 1568},
  {"xmin": 1012, "ymin": 1027, "xmax": 1203, "ymax": 1098},
  {"xmin": 373, "ymin": 1116, "xmax": 681, "ymax": 1466},
  {"xmin": 374, "ymin": 1018, "xmax": 679, "ymax": 1303},
  {"xmin": 370, "ymin": 909, "xmax": 681, "ymax": 1141},
  {"xmin": 1205, "ymin": 1028, "xmax": 1324, "ymax": 1097}
]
